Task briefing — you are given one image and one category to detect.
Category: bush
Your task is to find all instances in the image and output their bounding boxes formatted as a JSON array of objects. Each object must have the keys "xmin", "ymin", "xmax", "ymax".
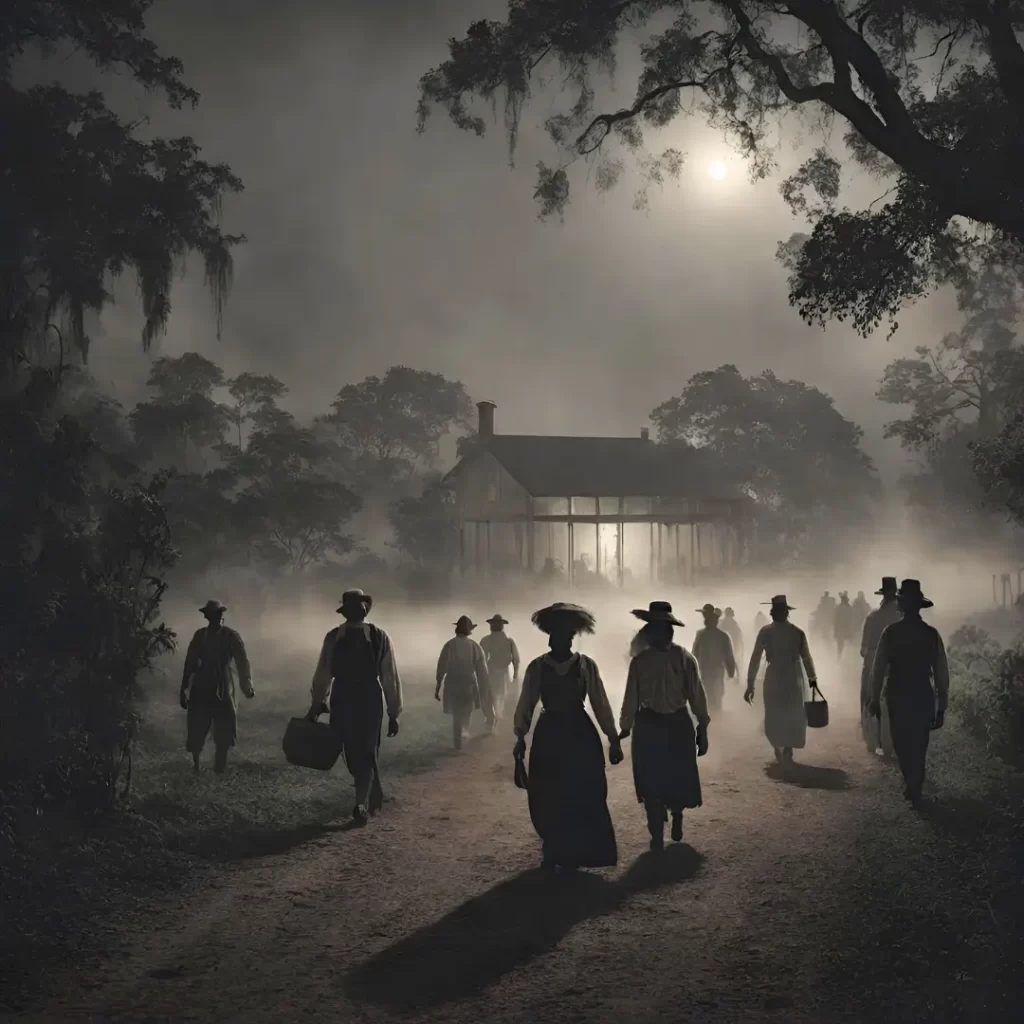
[{"xmin": 947, "ymin": 625, "xmax": 1024, "ymax": 768}]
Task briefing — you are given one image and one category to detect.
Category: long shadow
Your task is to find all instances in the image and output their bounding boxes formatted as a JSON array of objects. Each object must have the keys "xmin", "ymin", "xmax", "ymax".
[
  {"xmin": 763, "ymin": 761, "xmax": 852, "ymax": 791},
  {"xmin": 344, "ymin": 844, "xmax": 703, "ymax": 1011}
]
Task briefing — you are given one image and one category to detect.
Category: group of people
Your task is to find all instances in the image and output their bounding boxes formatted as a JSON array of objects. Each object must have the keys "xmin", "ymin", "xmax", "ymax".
[
  {"xmin": 176, "ymin": 576, "xmax": 950, "ymax": 860},
  {"xmin": 812, "ymin": 589, "xmax": 872, "ymax": 659}
]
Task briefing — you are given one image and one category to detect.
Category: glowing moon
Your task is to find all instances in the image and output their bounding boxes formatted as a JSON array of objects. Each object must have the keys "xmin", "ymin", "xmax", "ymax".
[{"xmin": 708, "ymin": 160, "xmax": 728, "ymax": 180}]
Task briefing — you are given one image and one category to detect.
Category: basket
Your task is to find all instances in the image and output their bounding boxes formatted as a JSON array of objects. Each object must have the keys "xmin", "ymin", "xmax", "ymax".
[
  {"xmin": 805, "ymin": 686, "xmax": 829, "ymax": 729},
  {"xmin": 282, "ymin": 715, "xmax": 343, "ymax": 771}
]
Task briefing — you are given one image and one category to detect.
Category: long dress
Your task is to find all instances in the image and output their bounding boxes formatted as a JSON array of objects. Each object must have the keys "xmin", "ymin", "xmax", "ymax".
[
  {"xmin": 514, "ymin": 653, "xmax": 618, "ymax": 868},
  {"xmin": 310, "ymin": 621, "xmax": 403, "ymax": 812},
  {"xmin": 620, "ymin": 644, "xmax": 708, "ymax": 823},
  {"xmin": 747, "ymin": 621, "xmax": 817, "ymax": 752}
]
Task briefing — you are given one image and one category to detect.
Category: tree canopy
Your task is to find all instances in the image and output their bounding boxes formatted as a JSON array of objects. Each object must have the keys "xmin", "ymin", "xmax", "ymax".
[
  {"xmin": 1, "ymin": 0, "xmax": 243, "ymax": 371},
  {"xmin": 419, "ymin": 1, "xmax": 1024, "ymax": 333}
]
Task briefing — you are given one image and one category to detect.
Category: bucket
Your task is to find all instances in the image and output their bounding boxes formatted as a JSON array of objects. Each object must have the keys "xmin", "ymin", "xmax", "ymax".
[{"xmin": 805, "ymin": 686, "xmax": 829, "ymax": 729}]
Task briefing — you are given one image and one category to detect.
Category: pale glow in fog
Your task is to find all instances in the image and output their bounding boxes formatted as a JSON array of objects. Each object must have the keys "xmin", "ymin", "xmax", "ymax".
[{"xmin": 708, "ymin": 160, "xmax": 728, "ymax": 180}]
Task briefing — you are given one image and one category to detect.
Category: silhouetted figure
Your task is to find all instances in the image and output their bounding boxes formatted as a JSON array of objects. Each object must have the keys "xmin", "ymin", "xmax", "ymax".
[
  {"xmin": 480, "ymin": 614, "xmax": 521, "ymax": 730},
  {"xmin": 834, "ymin": 591, "xmax": 858, "ymax": 659},
  {"xmin": 180, "ymin": 600, "xmax": 254, "ymax": 774},
  {"xmin": 746, "ymin": 595, "xmax": 819, "ymax": 765},
  {"xmin": 852, "ymin": 590, "xmax": 871, "ymax": 632},
  {"xmin": 619, "ymin": 603, "xmax": 709, "ymax": 850},
  {"xmin": 721, "ymin": 607, "xmax": 744, "ymax": 669},
  {"xmin": 811, "ymin": 591, "xmax": 836, "ymax": 644},
  {"xmin": 754, "ymin": 609, "xmax": 768, "ymax": 632},
  {"xmin": 513, "ymin": 603, "xmax": 621, "ymax": 871},
  {"xmin": 869, "ymin": 580, "xmax": 949, "ymax": 809},
  {"xmin": 436, "ymin": 615, "xmax": 489, "ymax": 749},
  {"xmin": 308, "ymin": 589, "xmax": 402, "ymax": 823},
  {"xmin": 860, "ymin": 577, "xmax": 900, "ymax": 757},
  {"xmin": 692, "ymin": 603, "xmax": 738, "ymax": 714}
]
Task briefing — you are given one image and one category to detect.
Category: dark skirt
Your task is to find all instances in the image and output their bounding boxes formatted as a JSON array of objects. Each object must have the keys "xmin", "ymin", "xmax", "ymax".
[
  {"xmin": 527, "ymin": 709, "xmax": 617, "ymax": 868},
  {"xmin": 631, "ymin": 708, "xmax": 702, "ymax": 811}
]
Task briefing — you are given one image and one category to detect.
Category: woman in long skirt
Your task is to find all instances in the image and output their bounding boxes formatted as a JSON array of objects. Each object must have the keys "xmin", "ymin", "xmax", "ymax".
[
  {"xmin": 513, "ymin": 603, "xmax": 623, "ymax": 871},
  {"xmin": 619, "ymin": 602, "xmax": 710, "ymax": 850},
  {"xmin": 745, "ymin": 595, "xmax": 819, "ymax": 764}
]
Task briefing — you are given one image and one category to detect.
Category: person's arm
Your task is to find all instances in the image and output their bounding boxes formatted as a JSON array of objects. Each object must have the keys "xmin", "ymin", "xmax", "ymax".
[
  {"xmin": 746, "ymin": 629, "xmax": 766, "ymax": 690},
  {"xmin": 378, "ymin": 629, "xmax": 403, "ymax": 719},
  {"xmin": 870, "ymin": 628, "xmax": 891, "ymax": 707},
  {"xmin": 435, "ymin": 641, "xmax": 450, "ymax": 696},
  {"xmin": 232, "ymin": 631, "xmax": 254, "ymax": 697},
  {"xmin": 473, "ymin": 641, "xmax": 489, "ymax": 686},
  {"xmin": 723, "ymin": 632, "xmax": 737, "ymax": 680},
  {"xmin": 181, "ymin": 631, "xmax": 201, "ymax": 692},
  {"xmin": 618, "ymin": 658, "xmax": 640, "ymax": 735},
  {"xmin": 933, "ymin": 632, "xmax": 950, "ymax": 712},
  {"xmin": 799, "ymin": 630, "xmax": 818, "ymax": 685},
  {"xmin": 309, "ymin": 632, "xmax": 334, "ymax": 712},
  {"xmin": 510, "ymin": 638, "xmax": 521, "ymax": 683},
  {"xmin": 684, "ymin": 650, "xmax": 711, "ymax": 729},
  {"xmin": 513, "ymin": 662, "xmax": 542, "ymax": 737},
  {"xmin": 859, "ymin": 615, "xmax": 871, "ymax": 659},
  {"xmin": 583, "ymin": 658, "xmax": 618, "ymax": 741}
]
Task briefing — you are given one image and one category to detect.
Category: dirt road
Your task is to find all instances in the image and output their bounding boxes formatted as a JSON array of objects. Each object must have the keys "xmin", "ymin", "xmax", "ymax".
[{"xmin": 26, "ymin": 695, "xmax": 1012, "ymax": 1024}]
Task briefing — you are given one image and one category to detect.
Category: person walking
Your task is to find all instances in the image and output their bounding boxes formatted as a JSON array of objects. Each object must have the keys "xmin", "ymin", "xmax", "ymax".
[
  {"xmin": 436, "ymin": 615, "xmax": 489, "ymax": 749},
  {"xmin": 860, "ymin": 577, "xmax": 900, "ymax": 756},
  {"xmin": 692, "ymin": 603, "xmax": 738, "ymax": 714},
  {"xmin": 479, "ymin": 614, "xmax": 521, "ymax": 731},
  {"xmin": 619, "ymin": 602, "xmax": 709, "ymax": 850}
]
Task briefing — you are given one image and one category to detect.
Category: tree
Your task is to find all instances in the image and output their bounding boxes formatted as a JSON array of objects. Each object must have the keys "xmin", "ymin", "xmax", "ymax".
[
  {"xmin": 419, "ymin": 2, "xmax": 1024, "ymax": 334},
  {"xmin": 651, "ymin": 364, "xmax": 878, "ymax": 558},
  {"xmin": 320, "ymin": 366, "xmax": 473, "ymax": 489},
  {"xmin": 1, "ymin": 0, "xmax": 242, "ymax": 374},
  {"xmin": 226, "ymin": 372, "xmax": 288, "ymax": 449},
  {"xmin": 388, "ymin": 473, "xmax": 460, "ymax": 568},
  {"xmin": 129, "ymin": 353, "xmax": 230, "ymax": 470}
]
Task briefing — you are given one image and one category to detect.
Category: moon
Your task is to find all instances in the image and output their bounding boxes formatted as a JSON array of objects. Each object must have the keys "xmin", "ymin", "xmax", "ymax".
[{"xmin": 708, "ymin": 160, "xmax": 728, "ymax": 181}]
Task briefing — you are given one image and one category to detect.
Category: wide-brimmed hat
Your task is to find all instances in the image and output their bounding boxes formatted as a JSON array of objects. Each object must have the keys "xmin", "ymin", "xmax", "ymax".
[
  {"xmin": 486, "ymin": 614, "xmax": 509, "ymax": 626},
  {"xmin": 896, "ymin": 579, "xmax": 933, "ymax": 608},
  {"xmin": 761, "ymin": 595, "xmax": 795, "ymax": 610},
  {"xmin": 337, "ymin": 588, "xmax": 373, "ymax": 613},
  {"xmin": 696, "ymin": 602, "xmax": 719, "ymax": 618},
  {"xmin": 875, "ymin": 577, "xmax": 897, "ymax": 596},
  {"xmin": 199, "ymin": 599, "xmax": 226, "ymax": 616},
  {"xmin": 454, "ymin": 615, "xmax": 477, "ymax": 632},
  {"xmin": 633, "ymin": 601, "xmax": 684, "ymax": 627},
  {"xmin": 532, "ymin": 602, "xmax": 596, "ymax": 636}
]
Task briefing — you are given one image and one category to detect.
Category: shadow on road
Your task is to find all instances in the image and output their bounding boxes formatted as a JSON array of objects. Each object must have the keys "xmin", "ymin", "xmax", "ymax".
[
  {"xmin": 345, "ymin": 843, "xmax": 704, "ymax": 1011},
  {"xmin": 763, "ymin": 762, "xmax": 852, "ymax": 791}
]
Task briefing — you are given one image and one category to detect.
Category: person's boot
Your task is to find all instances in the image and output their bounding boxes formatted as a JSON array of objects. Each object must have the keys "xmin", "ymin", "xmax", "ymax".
[
  {"xmin": 352, "ymin": 804, "xmax": 369, "ymax": 825},
  {"xmin": 213, "ymin": 748, "xmax": 228, "ymax": 774},
  {"xmin": 647, "ymin": 802, "xmax": 665, "ymax": 851},
  {"xmin": 783, "ymin": 747, "xmax": 794, "ymax": 764},
  {"xmin": 671, "ymin": 811, "xmax": 683, "ymax": 843},
  {"xmin": 192, "ymin": 753, "xmax": 201, "ymax": 773},
  {"xmin": 773, "ymin": 747, "xmax": 783, "ymax": 762}
]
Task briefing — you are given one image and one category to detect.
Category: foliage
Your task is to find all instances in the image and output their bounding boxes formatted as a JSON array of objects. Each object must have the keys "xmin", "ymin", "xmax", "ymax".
[
  {"xmin": 319, "ymin": 366, "xmax": 473, "ymax": 488},
  {"xmin": 226, "ymin": 372, "xmax": 288, "ymax": 448},
  {"xmin": 650, "ymin": 363, "xmax": 877, "ymax": 558},
  {"xmin": 947, "ymin": 625, "xmax": 1024, "ymax": 769},
  {"xmin": 1, "ymin": 2, "xmax": 243, "ymax": 369},
  {"xmin": 971, "ymin": 412, "xmax": 1024, "ymax": 525},
  {"xmin": 388, "ymin": 472, "xmax": 459, "ymax": 568},
  {"xmin": 129, "ymin": 353, "xmax": 230, "ymax": 471},
  {"xmin": 419, "ymin": 1, "xmax": 1024, "ymax": 333},
  {"xmin": 0, "ymin": 373, "xmax": 177, "ymax": 825}
]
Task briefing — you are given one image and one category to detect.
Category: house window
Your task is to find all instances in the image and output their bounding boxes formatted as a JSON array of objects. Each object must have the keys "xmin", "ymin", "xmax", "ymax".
[
  {"xmin": 598, "ymin": 497, "xmax": 620, "ymax": 515},
  {"xmin": 570, "ymin": 497, "xmax": 596, "ymax": 516},
  {"xmin": 487, "ymin": 482, "xmax": 498, "ymax": 502}
]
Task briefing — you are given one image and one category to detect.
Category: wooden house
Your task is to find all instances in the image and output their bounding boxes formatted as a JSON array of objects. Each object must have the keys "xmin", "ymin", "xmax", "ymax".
[{"xmin": 443, "ymin": 402, "xmax": 749, "ymax": 586}]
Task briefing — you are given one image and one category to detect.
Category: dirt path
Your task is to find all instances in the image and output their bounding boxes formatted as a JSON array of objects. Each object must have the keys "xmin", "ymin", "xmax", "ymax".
[{"xmin": 24, "ymin": 697, "xmax": 1011, "ymax": 1024}]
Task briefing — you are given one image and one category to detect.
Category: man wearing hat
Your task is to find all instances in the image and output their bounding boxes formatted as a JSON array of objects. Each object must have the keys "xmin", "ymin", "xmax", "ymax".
[
  {"xmin": 868, "ymin": 580, "xmax": 950, "ymax": 808},
  {"xmin": 436, "ymin": 615, "xmax": 490, "ymax": 749},
  {"xmin": 745, "ymin": 596, "xmax": 819, "ymax": 764},
  {"xmin": 308, "ymin": 589, "xmax": 402, "ymax": 824},
  {"xmin": 691, "ymin": 603, "xmax": 738, "ymax": 715},
  {"xmin": 180, "ymin": 600, "xmax": 254, "ymax": 774},
  {"xmin": 480, "ymin": 614, "xmax": 521, "ymax": 732},
  {"xmin": 859, "ymin": 577, "xmax": 901, "ymax": 757}
]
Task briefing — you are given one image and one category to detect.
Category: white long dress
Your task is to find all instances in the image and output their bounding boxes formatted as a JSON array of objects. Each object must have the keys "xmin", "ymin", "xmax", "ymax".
[{"xmin": 747, "ymin": 621, "xmax": 817, "ymax": 750}]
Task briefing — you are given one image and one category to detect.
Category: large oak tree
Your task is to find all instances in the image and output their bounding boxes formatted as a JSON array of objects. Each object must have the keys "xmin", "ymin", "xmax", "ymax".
[{"xmin": 418, "ymin": 1, "xmax": 1024, "ymax": 334}]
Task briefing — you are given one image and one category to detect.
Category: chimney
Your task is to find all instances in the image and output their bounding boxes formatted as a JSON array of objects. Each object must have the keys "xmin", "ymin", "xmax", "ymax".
[
  {"xmin": 640, "ymin": 427, "xmax": 650, "ymax": 442},
  {"xmin": 477, "ymin": 400, "xmax": 496, "ymax": 438}
]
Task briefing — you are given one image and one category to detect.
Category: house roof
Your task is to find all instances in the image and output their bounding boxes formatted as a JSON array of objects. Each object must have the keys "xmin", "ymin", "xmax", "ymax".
[{"xmin": 446, "ymin": 435, "xmax": 743, "ymax": 501}]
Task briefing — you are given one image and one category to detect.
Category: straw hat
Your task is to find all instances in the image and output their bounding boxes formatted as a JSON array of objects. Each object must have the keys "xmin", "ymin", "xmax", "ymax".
[{"xmin": 532, "ymin": 602, "xmax": 596, "ymax": 636}]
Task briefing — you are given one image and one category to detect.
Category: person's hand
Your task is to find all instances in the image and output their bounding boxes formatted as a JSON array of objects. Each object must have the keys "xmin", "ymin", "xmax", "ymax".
[
  {"xmin": 932, "ymin": 708, "xmax": 945, "ymax": 730},
  {"xmin": 868, "ymin": 700, "xmax": 881, "ymax": 719},
  {"xmin": 696, "ymin": 728, "xmax": 709, "ymax": 757},
  {"xmin": 744, "ymin": 687, "xmax": 755, "ymax": 705},
  {"xmin": 513, "ymin": 735, "xmax": 527, "ymax": 759},
  {"xmin": 244, "ymin": 688, "xmax": 255, "ymax": 700},
  {"xmin": 808, "ymin": 679, "xmax": 818, "ymax": 691},
  {"xmin": 608, "ymin": 739, "xmax": 624, "ymax": 765},
  {"xmin": 434, "ymin": 687, "xmax": 442, "ymax": 702},
  {"xmin": 305, "ymin": 706, "xmax": 319, "ymax": 722},
  {"xmin": 179, "ymin": 689, "xmax": 189, "ymax": 711},
  {"xmin": 387, "ymin": 716, "xmax": 400, "ymax": 737},
  {"xmin": 617, "ymin": 729, "xmax": 630, "ymax": 742}
]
